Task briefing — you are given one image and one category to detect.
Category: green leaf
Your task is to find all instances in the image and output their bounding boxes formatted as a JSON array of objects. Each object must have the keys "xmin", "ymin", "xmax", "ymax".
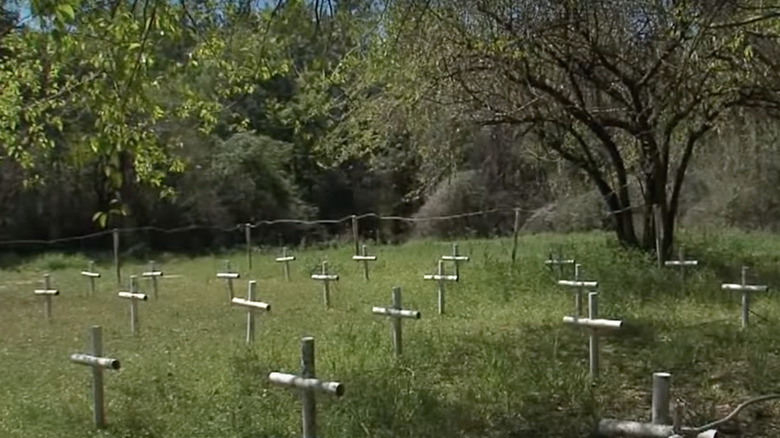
[{"xmin": 56, "ymin": 4, "xmax": 75, "ymax": 22}]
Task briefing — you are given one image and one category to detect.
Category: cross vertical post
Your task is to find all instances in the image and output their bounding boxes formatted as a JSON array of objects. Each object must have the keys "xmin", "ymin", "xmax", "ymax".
[
  {"xmin": 69, "ymin": 325, "xmax": 121, "ymax": 429},
  {"xmin": 230, "ymin": 280, "xmax": 271, "ymax": 345},
  {"xmin": 588, "ymin": 291, "xmax": 599, "ymax": 378},
  {"xmin": 268, "ymin": 337, "xmax": 345, "ymax": 438},
  {"xmin": 142, "ymin": 261, "xmax": 163, "ymax": 299},
  {"xmin": 651, "ymin": 372, "xmax": 672, "ymax": 425},
  {"xmin": 372, "ymin": 286, "xmax": 421, "ymax": 357},
  {"xmin": 81, "ymin": 261, "xmax": 101, "ymax": 297}
]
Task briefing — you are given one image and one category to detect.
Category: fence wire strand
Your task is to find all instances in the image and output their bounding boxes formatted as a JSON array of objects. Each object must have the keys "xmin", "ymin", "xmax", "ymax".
[{"xmin": 0, "ymin": 180, "xmax": 652, "ymax": 246}]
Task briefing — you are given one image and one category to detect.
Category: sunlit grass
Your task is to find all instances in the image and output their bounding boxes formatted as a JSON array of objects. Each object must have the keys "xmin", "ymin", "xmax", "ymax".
[{"xmin": 1, "ymin": 230, "xmax": 779, "ymax": 437}]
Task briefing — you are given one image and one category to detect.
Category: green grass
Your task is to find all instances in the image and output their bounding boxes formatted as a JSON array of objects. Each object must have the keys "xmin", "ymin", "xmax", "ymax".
[{"xmin": 2, "ymin": 230, "xmax": 780, "ymax": 437}]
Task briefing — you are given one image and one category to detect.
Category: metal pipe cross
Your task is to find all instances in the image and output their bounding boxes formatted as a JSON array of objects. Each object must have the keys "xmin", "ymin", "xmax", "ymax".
[
  {"xmin": 423, "ymin": 260, "xmax": 458, "ymax": 315},
  {"xmin": 557, "ymin": 263, "xmax": 598, "ymax": 316},
  {"xmin": 80, "ymin": 261, "xmax": 101, "ymax": 296},
  {"xmin": 275, "ymin": 247, "xmax": 296, "ymax": 281},
  {"xmin": 142, "ymin": 261, "xmax": 164, "ymax": 299},
  {"xmin": 217, "ymin": 260, "xmax": 240, "ymax": 301},
  {"xmin": 352, "ymin": 244, "xmax": 378, "ymax": 281},
  {"xmin": 268, "ymin": 337, "xmax": 345, "ymax": 438},
  {"xmin": 69, "ymin": 325, "xmax": 121, "ymax": 429},
  {"xmin": 545, "ymin": 251, "xmax": 575, "ymax": 280},
  {"xmin": 721, "ymin": 266, "xmax": 768, "ymax": 329},
  {"xmin": 34, "ymin": 274, "xmax": 59, "ymax": 320},
  {"xmin": 230, "ymin": 280, "xmax": 271, "ymax": 345},
  {"xmin": 441, "ymin": 243, "xmax": 469, "ymax": 279},
  {"xmin": 311, "ymin": 261, "xmax": 339, "ymax": 308},
  {"xmin": 562, "ymin": 292, "xmax": 623, "ymax": 379},
  {"xmin": 371, "ymin": 286, "xmax": 421, "ymax": 356},
  {"xmin": 118, "ymin": 275, "xmax": 148, "ymax": 334},
  {"xmin": 664, "ymin": 247, "xmax": 699, "ymax": 282}
]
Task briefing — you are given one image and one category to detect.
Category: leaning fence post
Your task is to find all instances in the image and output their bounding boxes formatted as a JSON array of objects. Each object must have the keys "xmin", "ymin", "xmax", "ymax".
[
  {"xmin": 244, "ymin": 223, "xmax": 252, "ymax": 272},
  {"xmin": 113, "ymin": 228, "xmax": 121, "ymax": 287}
]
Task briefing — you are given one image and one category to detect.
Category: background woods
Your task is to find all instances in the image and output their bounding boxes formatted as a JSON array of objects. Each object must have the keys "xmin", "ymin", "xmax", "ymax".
[{"xmin": 3, "ymin": 0, "xmax": 780, "ymax": 255}]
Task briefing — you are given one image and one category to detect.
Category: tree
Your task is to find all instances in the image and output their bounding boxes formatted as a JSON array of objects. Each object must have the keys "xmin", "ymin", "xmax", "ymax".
[
  {"xmin": 331, "ymin": 0, "xmax": 780, "ymax": 258},
  {"xmin": 0, "ymin": 0, "xmax": 289, "ymax": 225}
]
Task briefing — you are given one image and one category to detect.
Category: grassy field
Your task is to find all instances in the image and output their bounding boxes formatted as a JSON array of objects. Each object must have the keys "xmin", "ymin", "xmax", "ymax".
[{"xmin": 2, "ymin": 230, "xmax": 780, "ymax": 438}]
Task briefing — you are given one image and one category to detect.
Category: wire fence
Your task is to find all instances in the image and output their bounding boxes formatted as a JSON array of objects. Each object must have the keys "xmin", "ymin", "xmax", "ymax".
[{"xmin": 0, "ymin": 200, "xmax": 651, "ymax": 249}]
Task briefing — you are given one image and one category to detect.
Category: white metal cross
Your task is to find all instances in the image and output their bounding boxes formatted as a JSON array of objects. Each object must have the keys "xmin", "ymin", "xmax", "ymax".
[
  {"xmin": 544, "ymin": 251, "xmax": 575, "ymax": 279},
  {"xmin": 230, "ymin": 280, "xmax": 271, "ymax": 345},
  {"xmin": 311, "ymin": 261, "xmax": 339, "ymax": 308},
  {"xmin": 69, "ymin": 325, "xmax": 121, "ymax": 429},
  {"xmin": 562, "ymin": 292, "xmax": 623, "ymax": 379},
  {"xmin": 34, "ymin": 273, "xmax": 59, "ymax": 320},
  {"xmin": 372, "ymin": 286, "xmax": 421, "ymax": 356},
  {"xmin": 664, "ymin": 247, "xmax": 699, "ymax": 280},
  {"xmin": 80, "ymin": 261, "xmax": 101, "ymax": 296},
  {"xmin": 441, "ymin": 243, "xmax": 469, "ymax": 279},
  {"xmin": 142, "ymin": 260, "xmax": 164, "ymax": 299},
  {"xmin": 557, "ymin": 263, "xmax": 598, "ymax": 316},
  {"xmin": 352, "ymin": 244, "xmax": 378, "ymax": 280},
  {"xmin": 721, "ymin": 266, "xmax": 769, "ymax": 329},
  {"xmin": 275, "ymin": 247, "xmax": 296, "ymax": 281},
  {"xmin": 423, "ymin": 260, "xmax": 458, "ymax": 315},
  {"xmin": 217, "ymin": 260, "xmax": 240, "ymax": 301},
  {"xmin": 118, "ymin": 275, "xmax": 147, "ymax": 334},
  {"xmin": 269, "ymin": 337, "xmax": 344, "ymax": 438}
]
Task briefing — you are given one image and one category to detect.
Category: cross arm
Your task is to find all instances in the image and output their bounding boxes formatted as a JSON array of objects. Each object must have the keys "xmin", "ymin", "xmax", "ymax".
[
  {"xmin": 231, "ymin": 297, "xmax": 271, "ymax": 311},
  {"xmin": 217, "ymin": 272, "xmax": 240, "ymax": 279},
  {"xmin": 268, "ymin": 372, "xmax": 345, "ymax": 396},
  {"xmin": 441, "ymin": 255, "xmax": 470, "ymax": 261},
  {"xmin": 423, "ymin": 274, "xmax": 458, "ymax": 281},
  {"xmin": 664, "ymin": 260, "xmax": 699, "ymax": 267},
  {"xmin": 721, "ymin": 283, "xmax": 768, "ymax": 292},
  {"xmin": 352, "ymin": 255, "xmax": 378, "ymax": 261},
  {"xmin": 118, "ymin": 292, "xmax": 148, "ymax": 301},
  {"xmin": 562, "ymin": 316, "xmax": 623, "ymax": 330},
  {"xmin": 557, "ymin": 280, "xmax": 599, "ymax": 288},
  {"xmin": 311, "ymin": 274, "xmax": 339, "ymax": 281},
  {"xmin": 81, "ymin": 271, "xmax": 101, "ymax": 278},
  {"xmin": 372, "ymin": 307, "xmax": 421, "ymax": 319},
  {"xmin": 34, "ymin": 289, "xmax": 59, "ymax": 296},
  {"xmin": 276, "ymin": 256, "xmax": 296, "ymax": 262},
  {"xmin": 545, "ymin": 259, "xmax": 576, "ymax": 265},
  {"xmin": 69, "ymin": 353, "xmax": 121, "ymax": 370},
  {"xmin": 142, "ymin": 271, "xmax": 163, "ymax": 277}
]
